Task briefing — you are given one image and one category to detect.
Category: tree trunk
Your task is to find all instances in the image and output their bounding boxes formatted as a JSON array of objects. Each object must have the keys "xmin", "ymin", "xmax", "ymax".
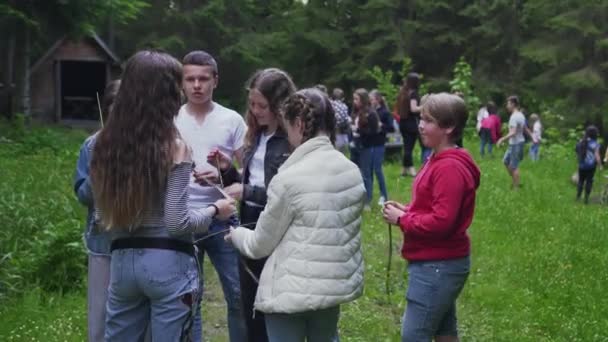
[
  {"xmin": 21, "ymin": 24, "xmax": 31, "ymax": 117},
  {"xmin": 3, "ymin": 21, "xmax": 16, "ymax": 119}
]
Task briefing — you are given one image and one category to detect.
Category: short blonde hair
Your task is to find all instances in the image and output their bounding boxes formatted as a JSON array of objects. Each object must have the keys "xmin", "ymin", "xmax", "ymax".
[{"xmin": 422, "ymin": 93, "xmax": 468, "ymax": 143}]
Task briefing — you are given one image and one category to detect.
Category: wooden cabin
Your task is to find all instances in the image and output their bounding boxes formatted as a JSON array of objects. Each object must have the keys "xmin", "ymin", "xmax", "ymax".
[{"xmin": 29, "ymin": 34, "xmax": 121, "ymax": 124}]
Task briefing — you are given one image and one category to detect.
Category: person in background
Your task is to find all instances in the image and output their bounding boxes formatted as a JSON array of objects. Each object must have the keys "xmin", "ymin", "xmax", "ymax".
[
  {"xmin": 497, "ymin": 95, "xmax": 536, "ymax": 189},
  {"xmin": 479, "ymin": 101, "xmax": 501, "ymax": 157},
  {"xmin": 226, "ymin": 88, "xmax": 365, "ymax": 342},
  {"xmin": 352, "ymin": 88, "xmax": 380, "ymax": 211},
  {"xmin": 331, "ymin": 88, "xmax": 351, "ymax": 154},
  {"xmin": 382, "ymin": 93, "xmax": 479, "ymax": 342},
  {"xmin": 529, "ymin": 113, "xmax": 542, "ymax": 161},
  {"xmin": 575, "ymin": 125, "xmax": 602, "ymax": 204},
  {"xmin": 396, "ymin": 73, "xmax": 424, "ymax": 176},
  {"xmin": 370, "ymin": 89, "xmax": 392, "ymax": 205},
  {"xmin": 73, "ymin": 79, "xmax": 120, "ymax": 342}
]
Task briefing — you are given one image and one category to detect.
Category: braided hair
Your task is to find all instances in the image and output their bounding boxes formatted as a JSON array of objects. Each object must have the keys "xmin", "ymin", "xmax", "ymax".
[{"xmin": 282, "ymin": 88, "xmax": 336, "ymax": 145}]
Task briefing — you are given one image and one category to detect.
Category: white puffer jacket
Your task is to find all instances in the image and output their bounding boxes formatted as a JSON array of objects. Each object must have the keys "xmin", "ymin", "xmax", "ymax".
[{"xmin": 231, "ymin": 136, "xmax": 366, "ymax": 314}]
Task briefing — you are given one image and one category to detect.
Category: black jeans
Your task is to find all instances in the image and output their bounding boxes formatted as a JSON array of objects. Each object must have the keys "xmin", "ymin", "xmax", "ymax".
[
  {"xmin": 400, "ymin": 122, "xmax": 419, "ymax": 168},
  {"xmin": 239, "ymin": 204, "xmax": 268, "ymax": 342},
  {"xmin": 577, "ymin": 167, "xmax": 596, "ymax": 202}
]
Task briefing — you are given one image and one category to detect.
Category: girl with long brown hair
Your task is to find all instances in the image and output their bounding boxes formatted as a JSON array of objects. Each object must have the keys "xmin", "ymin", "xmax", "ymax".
[
  {"xmin": 90, "ymin": 50, "xmax": 234, "ymax": 341},
  {"xmin": 208, "ymin": 68, "xmax": 296, "ymax": 342},
  {"xmin": 352, "ymin": 88, "xmax": 381, "ymax": 210}
]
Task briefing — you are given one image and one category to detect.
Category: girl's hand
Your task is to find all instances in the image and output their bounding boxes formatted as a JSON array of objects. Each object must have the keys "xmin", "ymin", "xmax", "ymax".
[
  {"xmin": 214, "ymin": 199, "xmax": 236, "ymax": 220},
  {"xmin": 383, "ymin": 200, "xmax": 406, "ymax": 211},
  {"xmin": 207, "ymin": 149, "xmax": 233, "ymax": 171},
  {"xmin": 224, "ymin": 183, "xmax": 243, "ymax": 201},
  {"xmin": 382, "ymin": 202, "xmax": 405, "ymax": 225},
  {"xmin": 224, "ymin": 227, "xmax": 235, "ymax": 243}
]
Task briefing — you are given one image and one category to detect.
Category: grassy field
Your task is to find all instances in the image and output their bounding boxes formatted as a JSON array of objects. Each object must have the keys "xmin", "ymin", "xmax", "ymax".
[{"xmin": 0, "ymin": 124, "xmax": 607, "ymax": 341}]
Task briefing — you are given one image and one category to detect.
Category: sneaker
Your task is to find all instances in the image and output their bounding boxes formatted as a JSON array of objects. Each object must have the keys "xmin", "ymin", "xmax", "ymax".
[{"xmin": 378, "ymin": 196, "xmax": 386, "ymax": 206}]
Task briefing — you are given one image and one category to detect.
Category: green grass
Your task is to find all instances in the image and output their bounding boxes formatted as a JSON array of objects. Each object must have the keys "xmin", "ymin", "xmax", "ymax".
[{"xmin": 1, "ymin": 125, "xmax": 607, "ymax": 341}]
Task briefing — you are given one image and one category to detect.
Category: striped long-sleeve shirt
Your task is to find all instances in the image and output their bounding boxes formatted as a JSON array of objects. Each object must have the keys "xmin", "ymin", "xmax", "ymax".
[{"xmin": 93, "ymin": 161, "xmax": 215, "ymax": 239}]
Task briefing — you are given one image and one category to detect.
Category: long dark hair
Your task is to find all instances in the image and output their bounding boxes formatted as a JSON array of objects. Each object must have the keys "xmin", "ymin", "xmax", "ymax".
[
  {"xmin": 397, "ymin": 72, "xmax": 420, "ymax": 120},
  {"xmin": 353, "ymin": 88, "xmax": 372, "ymax": 127},
  {"xmin": 244, "ymin": 68, "xmax": 296, "ymax": 148},
  {"xmin": 282, "ymin": 88, "xmax": 336, "ymax": 144},
  {"xmin": 90, "ymin": 50, "xmax": 183, "ymax": 231}
]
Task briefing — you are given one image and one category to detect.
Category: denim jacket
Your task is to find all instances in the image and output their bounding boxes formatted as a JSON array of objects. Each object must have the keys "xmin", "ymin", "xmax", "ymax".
[{"xmin": 73, "ymin": 133, "xmax": 111, "ymax": 256}]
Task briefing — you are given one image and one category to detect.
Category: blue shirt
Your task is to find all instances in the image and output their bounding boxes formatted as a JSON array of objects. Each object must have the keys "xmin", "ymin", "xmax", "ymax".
[{"xmin": 73, "ymin": 133, "xmax": 111, "ymax": 256}]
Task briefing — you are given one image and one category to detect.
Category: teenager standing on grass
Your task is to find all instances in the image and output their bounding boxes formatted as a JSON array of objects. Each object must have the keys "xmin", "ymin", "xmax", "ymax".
[
  {"xmin": 89, "ymin": 50, "xmax": 235, "ymax": 341},
  {"xmin": 226, "ymin": 88, "xmax": 366, "ymax": 342},
  {"xmin": 174, "ymin": 50, "xmax": 247, "ymax": 342},
  {"xmin": 529, "ymin": 113, "xmax": 542, "ymax": 161},
  {"xmin": 397, "ymin": 73, "xmax": 424, "ymax": 177},
  {"xmin": 382, "ymin": 93, "xmax": 480, "ymax": 342},
  {"xmin": 73, "ymin": 79, "xmax": 119, "ymax": 342},
  {"xmin": 497, "ymin": 96, "xmax": 536, "ymax": 189},
  {"xmin": 479, "ymin": 101, "xmax": 501, "ymax": 157},
  {"xmin": 352, "ymin": 88, "xmax": 381, "ymax": 211},
  {"xmin": 369, "ymin": 89, "xmax": 392, "ymax": 206},
  {"xmin": 575, "ymin": 125, "xmax": 602, "ymax": 204},
  {"xmin": 208, "ymin": 68, "xmax": 296, "ymax": 342}
]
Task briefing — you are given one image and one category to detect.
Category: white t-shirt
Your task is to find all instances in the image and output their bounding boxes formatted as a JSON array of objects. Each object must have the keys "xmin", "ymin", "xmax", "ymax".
[
  {"xmin": 476, "ymin": 107, "xmax": 489, "ymax": 132},
  {"xmin": 245, "ymin": 132, "xmax": 274, "ymax": 207},
  {"xmin": 532, "ymin": 121, "xmax": 542, "ymax": 142},
  {"xmin": 175, "ymin": 102, "xmax": 246, "ymax": 208},
  {"xmin": 508, "ymin": 111, "xmax": 526, "ymax": 145}
]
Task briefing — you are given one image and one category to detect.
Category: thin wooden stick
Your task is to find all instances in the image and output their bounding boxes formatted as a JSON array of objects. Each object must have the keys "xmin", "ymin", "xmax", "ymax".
[{"xmin": 96, "ymin": 92, "xmax": 104, "ymax": 127}]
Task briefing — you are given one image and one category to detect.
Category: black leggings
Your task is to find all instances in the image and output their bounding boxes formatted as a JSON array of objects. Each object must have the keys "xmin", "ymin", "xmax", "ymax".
[
  {"xmin": 577, "ymin": 167, "xmax": 596, "ymax": 202},
  {"xmin": 239, "ymin": 204, "xmax": 268, "ymax": 342}
]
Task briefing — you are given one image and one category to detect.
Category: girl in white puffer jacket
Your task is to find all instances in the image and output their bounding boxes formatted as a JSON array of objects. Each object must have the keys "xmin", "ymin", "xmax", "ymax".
[{"xmin": 226, "ymin": 88, "xmax": 366, "ymax": 342}]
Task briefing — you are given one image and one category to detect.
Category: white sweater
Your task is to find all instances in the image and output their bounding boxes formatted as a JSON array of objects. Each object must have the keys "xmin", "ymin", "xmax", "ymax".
[{"xmin": 231, "ymin": 136, "xmax": 366, "ymax": 314}]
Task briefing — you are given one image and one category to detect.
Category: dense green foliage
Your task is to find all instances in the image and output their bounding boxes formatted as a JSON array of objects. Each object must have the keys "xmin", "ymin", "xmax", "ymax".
[
  {"xmin": 3, "ymin": 1, "xmax": 608, "ymax": 127},
  {"xmin": 1, "ymin": 125, "xmax": 607, "ymax": 340}
]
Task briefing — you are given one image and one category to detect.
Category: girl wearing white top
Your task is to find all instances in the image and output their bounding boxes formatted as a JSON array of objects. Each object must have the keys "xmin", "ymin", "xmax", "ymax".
[
  {"xmin": 210, "ymin": 68, "xmax": 296, "ymax": 342},
  {"xmin": 529, "ymin": 113, "xmax": 542, "ymax": 161}
]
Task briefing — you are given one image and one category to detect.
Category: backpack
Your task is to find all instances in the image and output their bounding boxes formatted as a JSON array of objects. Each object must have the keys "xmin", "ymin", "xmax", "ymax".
[{"xmin": 576, "ymin": 139, "xmax": 597, "ymax": 170}]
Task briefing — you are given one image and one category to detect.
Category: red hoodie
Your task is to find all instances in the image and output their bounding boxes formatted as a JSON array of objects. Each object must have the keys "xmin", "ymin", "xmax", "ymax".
[{"xmin": 398, "ymin": 148, "xmax": 480, "ymax": 261}]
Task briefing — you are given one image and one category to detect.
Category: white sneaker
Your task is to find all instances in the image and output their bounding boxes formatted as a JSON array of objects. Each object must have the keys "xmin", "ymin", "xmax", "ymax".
[{"xmin": 378, "ymin": 196, "xmax": 386, "ymax": 206}]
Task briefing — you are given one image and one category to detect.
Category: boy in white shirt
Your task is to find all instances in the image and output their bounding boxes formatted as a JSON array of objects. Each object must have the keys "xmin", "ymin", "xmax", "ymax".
[{"xmin": 174, "ymin": 50, "xmax": 247, "ymax": 342}]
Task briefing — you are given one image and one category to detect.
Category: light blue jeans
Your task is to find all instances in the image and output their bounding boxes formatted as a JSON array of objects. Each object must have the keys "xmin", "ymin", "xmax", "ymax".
[
  {"xmin": 265, "ymin": 306, "xmax": 341, "ymax": 342},
  {"xmin": 401, "ymin": 256, "xmax": 470, "ymax": 341},
  {"xmin": 105, "ymin": 248, "xmax": 200, "ymax": 341},
  {"xmin": 192, "ymin": 218, "xmax": 246, "ymax": 342},
  {"xmin": 529, "ymin": 142, "xmax": 540, "ymax": 161}
]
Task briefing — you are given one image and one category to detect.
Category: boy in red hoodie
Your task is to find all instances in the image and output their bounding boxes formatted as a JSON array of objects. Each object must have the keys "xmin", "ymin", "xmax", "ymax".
[{"xmin": 383, "ymin": 93, "xmax": 480, "ymax": 342}]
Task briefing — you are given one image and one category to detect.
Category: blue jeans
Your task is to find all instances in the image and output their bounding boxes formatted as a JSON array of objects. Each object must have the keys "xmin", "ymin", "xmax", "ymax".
[
  {"xmin": 265, "ymin": 306, "xmax": 340, "ymax": 342},
  {"xmin": 401, "ymin": 257, "xmax": 470, "ymax": 341},
  {"xmin": 371, "ymin": 145, "xmax": 388, "ymax": 200},
  {"xmin": 529, "ymin": 142, "xmax": 540, "ymax": 161},
  {"xmin": 105, "ymin": 249, "xmax": 200, "ymax": 341},
  {"xmin": 192, "ymin": 218, "xmax": 246, "ymax": 342},
  {"xmin": 503, "ymin": 143, "xmax": 524, "ymax": 170},
  {"xmin": 358, "ymin": 147, "xmax": 373, "ymax": 204}
]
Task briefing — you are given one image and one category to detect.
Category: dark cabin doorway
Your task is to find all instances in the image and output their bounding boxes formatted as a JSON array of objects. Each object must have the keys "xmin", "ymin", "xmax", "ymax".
[{"xmin": 59, "ymin": 61, "xmax": 106, "ymax": 120}]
